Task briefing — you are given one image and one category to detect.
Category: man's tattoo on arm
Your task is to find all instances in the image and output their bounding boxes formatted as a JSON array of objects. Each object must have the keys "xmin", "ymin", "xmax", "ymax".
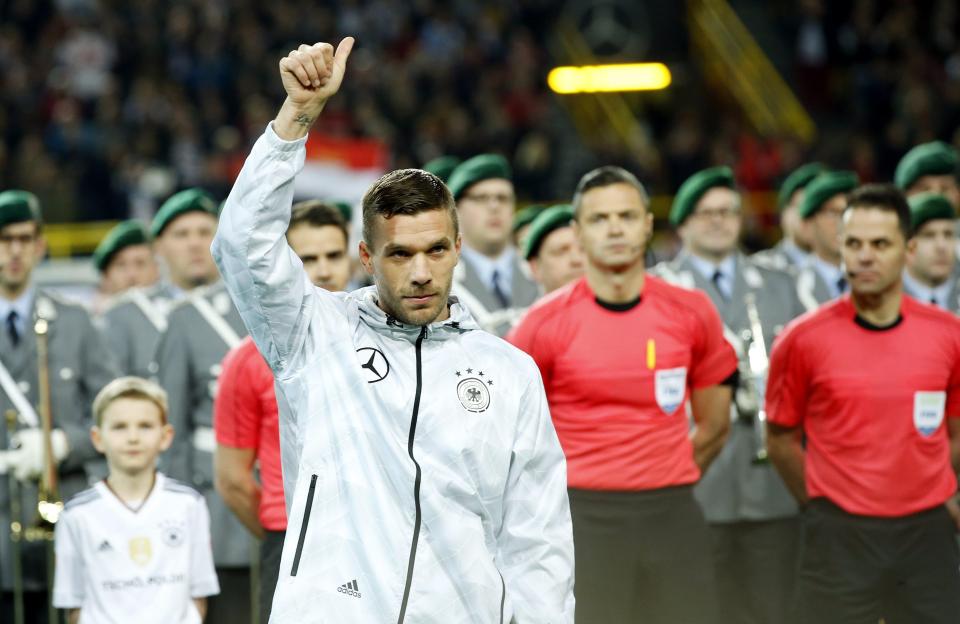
[{"xmin": 294, "ymin": 113, "xmax": 313, "ymax": 128}]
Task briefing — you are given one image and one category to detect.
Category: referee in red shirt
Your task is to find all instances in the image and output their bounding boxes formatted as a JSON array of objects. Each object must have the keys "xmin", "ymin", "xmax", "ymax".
[
  {"xmin": 508, "ymin": 166, "xmax": 737, "ymax": 623},
  {"xmin": 767, "ymin": 184, "xmax": 960, "ymax": 624},
  {"xmin": 213, "ymin": 201, "xmax": 352, "ymax": 623}
]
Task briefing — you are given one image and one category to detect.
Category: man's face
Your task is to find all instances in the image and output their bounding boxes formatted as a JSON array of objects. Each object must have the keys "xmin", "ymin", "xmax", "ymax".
[
  {"xmin": 287, "ymin": 224, "xmax": 351, "ymax": 292},
  {"xmin": 907, "ymin": 219, "xmax": 956, "ymax": 286},
  {"xmin": 456, "ymin": 178, "xmax": 515, "ymax": 254},
  {"xmin": 782, "ymin": 189, "xmax": 814, "ymax": 250},
  {"xmin": 0, "ymin": 221, "xmax": 44, "ymax": 295},
  {"xmin": 909, "ymin": 175, "xmax": 960, "ymax": 212},
  {"xmin": 574, "ymin": 183, "xmax": 652, "ymax": 271},
  {"xmin": 101, "ymin": 244, "xmax": 159, "ymax": 295},
  {"xmin": 359, "ymin": 208, "xmax": 460, "ymax": 326},
  {"xmin": 529, "ymin": 226, "xmax": 584, "ymax": 294},
  {"xmin": 154, "ymin": 212, "xmax": 219, "ymax": 289},
  {"xmin": 841, "ymin": 207, "xmax": 906, "ymax": 297},
  {"xmin": 810, "ymin": 194, "xmax": 846, "ymax": 263},
  {"xmin": 92, "ymin": 398, "xmax": 173, "ymax": 476},
  {"xmin": 678, "ymin": 187, "xmax": 742, "ymax": 259}
]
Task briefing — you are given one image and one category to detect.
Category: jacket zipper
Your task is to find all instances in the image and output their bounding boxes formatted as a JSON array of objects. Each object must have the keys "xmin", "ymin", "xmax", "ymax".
[
  {"xmin": 396, "ymin": 326, "xmax": 427, "ymax": 623},
  {"xmin": 290, "ymin": 473, "xmax": 318, "ymax": 576},
  {"xmin": 499, "ymin": 571, "xmax": 506, "ymax": 624}
]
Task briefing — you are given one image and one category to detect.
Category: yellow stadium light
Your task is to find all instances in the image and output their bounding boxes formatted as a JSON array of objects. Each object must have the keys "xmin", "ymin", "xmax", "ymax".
[{"xmin": 547, "ymin": 63, "xmax": 672, "ymax": 94}]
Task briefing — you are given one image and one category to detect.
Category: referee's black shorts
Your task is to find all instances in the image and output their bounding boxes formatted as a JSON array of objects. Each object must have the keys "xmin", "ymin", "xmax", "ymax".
[
  {"xmin": 568, "ymin": 485, "xmax": 718, "ymax": 624},
  {"xmin": 798, "ymin": 497, "xmax": 960, "ymax": 624}
]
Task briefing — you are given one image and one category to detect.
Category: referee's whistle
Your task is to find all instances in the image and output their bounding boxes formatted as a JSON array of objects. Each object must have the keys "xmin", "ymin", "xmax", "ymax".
[{"xmin": 646, "ymin": 339, "xmax": 655, "ymax": 370}]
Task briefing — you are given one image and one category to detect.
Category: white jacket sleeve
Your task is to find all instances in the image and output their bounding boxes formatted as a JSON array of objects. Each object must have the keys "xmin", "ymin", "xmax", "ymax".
[
  {"xmin": 496, "ymin": 368, "xmax": 575, "ymax": 623},
  {"xmin": 211, "ymin": 123, "xmax": 343, "ymax": 377}
]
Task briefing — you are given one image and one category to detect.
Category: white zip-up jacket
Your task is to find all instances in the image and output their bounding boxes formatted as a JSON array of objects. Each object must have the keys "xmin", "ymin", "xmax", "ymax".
[{"xmin": 211, "ymin": 124, "xmax": 575, "ymax": 624}]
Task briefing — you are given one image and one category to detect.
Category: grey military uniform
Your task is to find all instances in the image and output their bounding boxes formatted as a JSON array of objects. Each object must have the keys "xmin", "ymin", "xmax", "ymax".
[
  {"xmin": 903, "ymin": 275, "xmax": 960, "ymax": 314},
  {"xmin": 654, "ymin": 253, "xmax": 806, "ymax": 623},
  {"xmin": 154, "ymin": 281, "xmax": 250, "ymax": 568},
  {"xmin": 452, "ymin": 254, "xmax": 540, "ymax": 336},
  {"xmin": 99, "ymin": 282, "xmax": 179, "ymax": 379},
  {"xmin": 655, "ymin": 253, "xmax": 804, "ymax": 523},
  {"xmin": 0, "ymin": 290, "xmax": 118, "ymax": 590}
]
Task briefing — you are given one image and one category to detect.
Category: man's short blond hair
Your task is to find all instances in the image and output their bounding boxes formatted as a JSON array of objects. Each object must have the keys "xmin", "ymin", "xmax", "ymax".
[{"xmin": 92, "ymin": 376, "xmax": 169, "ymax": 427}]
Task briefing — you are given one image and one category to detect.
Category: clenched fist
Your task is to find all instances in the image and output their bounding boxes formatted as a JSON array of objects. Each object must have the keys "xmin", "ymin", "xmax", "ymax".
[{"xmin": 274, "ymin": 37, "xmax": 355, "ymax": 140}]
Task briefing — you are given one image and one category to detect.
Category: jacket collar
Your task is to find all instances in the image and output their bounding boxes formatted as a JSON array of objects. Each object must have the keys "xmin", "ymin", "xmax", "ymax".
[{"xmin": 354, "ymin": 285, "xmax": 480, "ymax": 343}]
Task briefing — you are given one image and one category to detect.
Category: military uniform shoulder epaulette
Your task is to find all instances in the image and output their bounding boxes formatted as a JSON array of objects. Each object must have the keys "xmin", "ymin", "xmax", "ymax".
[
  {"xmin": 743, "ymin": 257, "xmax": 797, "ymax": 280},
  {"xmin": 101, "ymin": 289, "xmax": 142, "ymax": 314},
  {"xmin": 35, "ymin": 290, "xmax": 89, "ymax": 320}
]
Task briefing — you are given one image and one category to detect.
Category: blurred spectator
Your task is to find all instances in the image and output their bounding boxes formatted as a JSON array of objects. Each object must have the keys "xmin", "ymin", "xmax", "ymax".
[{"xmin": 0, "ymin": 0, "xmax": 957, "ymax": 227}]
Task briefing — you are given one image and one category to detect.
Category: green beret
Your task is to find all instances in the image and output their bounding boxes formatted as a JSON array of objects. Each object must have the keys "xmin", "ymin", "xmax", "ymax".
[
  {"xmin": 150, "ymin": 188, "xmax": 218, "ymax": 237},
  {"xmin": 447, "ymin": 154, "xmax": 512, "ymax": 200},
  {"xmin": 513, "ymin": 204, "xmax": 546, "ymax": 234},
  {"xmin": 908, "ymin": 192, "xmax": 955, "ymax": 233},
  {"xmin": 800, "ymin": 171, "xmax": 859, "ymax": 219},
  {"xmin": 777, "ymin": 162, "xmax": 823, "ymax": 209},
  {"xmin": 92, "ymin": 220, "xmax": 150, "ymax": 272},
  {"xmin": 0, "ymin": 190, "xmax": 41, "ymax": 229},
  {"xmin": 422, "ymin": 156, "xmax": 461, "ymax": 183},
  {"xmin": 524, "ymin": 204, "xmax": 575, "ymax": 260},
  {"xmin": 895, "ymin": 141, "xmax": 959, "ymax": 190},
  {"xmin": 331, "ymin": 201, "xmax": 353, "ymax": 223},
  {"xmin": 669, "ymin": 166, "xmax": 736, "ymax": 226}
]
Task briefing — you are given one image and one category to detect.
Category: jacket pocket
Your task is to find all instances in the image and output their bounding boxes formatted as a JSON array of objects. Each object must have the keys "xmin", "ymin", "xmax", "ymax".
[{"xmin": 290, "ymin": 474, "xmax": 318, "ymax": 576}]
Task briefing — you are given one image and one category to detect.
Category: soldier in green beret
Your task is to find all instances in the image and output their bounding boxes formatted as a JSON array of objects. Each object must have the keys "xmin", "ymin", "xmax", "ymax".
[
  {"xmin": 794, "ymin": 171, "xmax": 860, "ymax": 309},
  {"xmin": 0, "ymin": 190, "xmax": 119, "ymax": 620},
  {"xmin": 422, "ymin": 155, "xmax": 461, "ymax": 184},
  {"xmin": 91, "ymin": 220, "xmax": 158, "ymax": 312},
  {"xmin": 654, "ymin": 167, "xmax": 806, "ymax": 624},
  {"xmin": 447, "ymin": 154, "xmax": 539, "ymax": 335},
  {"xmin": 753, "ymin": 163, "xmax": 823, "ymax": 271},
  {"xmin": 523, "ymin": 205, "xmax": 584, "ymax": 295},
  {"xmin": 895, "ymin": 141, "xmax": 960, "ymax": 210},
  {"xmin": 903, "ymin": 193, "xmax": 960, "ymax": 312},
  {"xmin": 142, "ymin": 188, "xmax": 253, "ymax": 623},
  {"xmin": 511, "ymin": 204, "xmax": 546, "ymax": 250},
  {"xmin": 100, "ymin": 188, "xmax": 222, "ymax": 380}
]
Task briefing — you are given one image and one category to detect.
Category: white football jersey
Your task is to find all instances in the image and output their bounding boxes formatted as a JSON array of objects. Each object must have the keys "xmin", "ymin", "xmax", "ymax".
[{"xmin": 52, "ymin": 472, "xmax": 220, "ymax": 624}]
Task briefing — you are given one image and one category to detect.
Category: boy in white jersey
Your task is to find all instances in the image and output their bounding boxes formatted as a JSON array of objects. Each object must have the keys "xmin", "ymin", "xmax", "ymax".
[{"xmin": 52, "ymin": 377, "xmax": 219, "ymax": 623}]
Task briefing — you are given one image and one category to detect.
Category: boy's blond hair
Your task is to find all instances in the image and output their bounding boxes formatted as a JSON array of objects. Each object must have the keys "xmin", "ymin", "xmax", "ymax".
[{"xmin": 92, "ymin": 376, "xmax": 169, "ymax": 427}]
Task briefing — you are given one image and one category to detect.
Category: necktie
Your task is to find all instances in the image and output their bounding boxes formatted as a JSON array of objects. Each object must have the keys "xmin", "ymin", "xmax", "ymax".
[
  {"xmin": 836, "ymin": 277, "xmax": 847, "ymax": 294},
  {"xmin": 491, "ymin": 269, "xmax": 510, "ymax": 309},
  {"xmin": 931, "ymin": 296, "xmax": 940, "ymax": 307},
  {"xmin": 712, "ymin": 270, "xmax": 727, "ymax": 301},
  {"xmin": 6, "ymin": 310, "xmax": 19, "ymax": 347}
]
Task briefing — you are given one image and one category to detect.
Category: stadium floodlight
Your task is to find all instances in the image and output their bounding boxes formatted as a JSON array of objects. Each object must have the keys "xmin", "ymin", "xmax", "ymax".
[{"xmin": 547, "ymin": 63, "xmax": 672, "ymax": 93}]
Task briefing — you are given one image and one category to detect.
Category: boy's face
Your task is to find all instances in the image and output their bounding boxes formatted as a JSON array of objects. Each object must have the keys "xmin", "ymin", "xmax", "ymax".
[{"xmin": 91, "ymin": 398, "xmax": 173, "ymax": 475}]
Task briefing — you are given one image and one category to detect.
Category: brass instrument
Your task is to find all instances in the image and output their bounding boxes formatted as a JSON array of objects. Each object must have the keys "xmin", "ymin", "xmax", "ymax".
[
  {"xmin": 33, "ymin": 317, "xmax": 63, "ymax": 526},
  {"xmin": 6, "ymin": 409, "xmax": 25, "ymax": 624},
  {"xmin": 739, "ymin": 293, "xmax": 770, "ymax": 464}
]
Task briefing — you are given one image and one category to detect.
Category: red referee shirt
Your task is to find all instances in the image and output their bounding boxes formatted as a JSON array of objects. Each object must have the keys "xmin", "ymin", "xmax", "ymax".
[
  {"xmin": 766, "ymin": 295, "xmax": 960, "ymax": 517},
  {"xmin": 507, "ymin": 276, "xmax": 737, "ymax": 491},
  {"xmin": 214, "ymin": 336, "xmax": 286, "ymax": 530}
]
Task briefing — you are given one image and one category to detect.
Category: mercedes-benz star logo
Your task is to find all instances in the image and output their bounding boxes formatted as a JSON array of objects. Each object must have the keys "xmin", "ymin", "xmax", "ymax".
[{"xmin": 357, "ymin": 347, "xmax": 390, "ymax": 383}]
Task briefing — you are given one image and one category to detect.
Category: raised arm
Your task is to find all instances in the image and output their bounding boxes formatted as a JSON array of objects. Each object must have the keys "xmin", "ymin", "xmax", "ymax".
[{"xmin": 210, "ymin": 38, "xmax": 354, "ymax": 375}]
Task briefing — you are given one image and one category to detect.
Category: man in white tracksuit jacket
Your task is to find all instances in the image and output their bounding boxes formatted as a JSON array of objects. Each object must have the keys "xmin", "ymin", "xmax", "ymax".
[{"xmin": 211, "ymin": 37, "xmax": 575, "ymax": 623}]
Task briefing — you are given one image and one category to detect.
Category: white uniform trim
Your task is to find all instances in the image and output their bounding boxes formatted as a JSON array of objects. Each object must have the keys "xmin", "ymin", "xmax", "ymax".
[
  {"xmin": 190, "ymin": 294, "xmax": 241, "ymax": 349},
  {"xmin": 128, "ymin": 288, "xmax": 169, "ymax": 333},
  {"xmin": 0, "ymin": 357, "xmax": 38, "ymax": 428}
]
